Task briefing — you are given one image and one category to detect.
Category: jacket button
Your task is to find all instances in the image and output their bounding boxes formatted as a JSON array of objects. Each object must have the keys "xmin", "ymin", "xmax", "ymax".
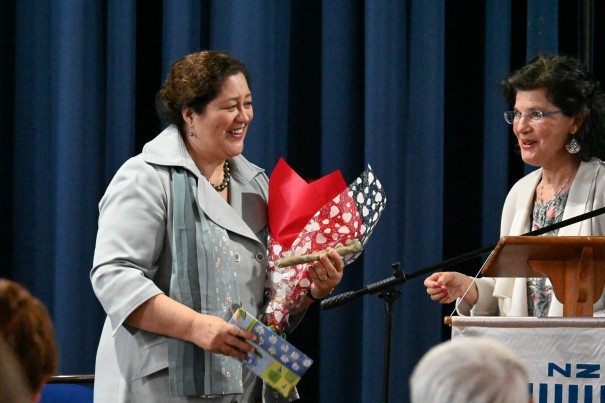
[
  {"xmin": 234, "ymin": 253, "xmax": 241, "ymax": 262},
  {"xmin": 255, "ymin": 253, "xmax": 264, "ymax": 261}
]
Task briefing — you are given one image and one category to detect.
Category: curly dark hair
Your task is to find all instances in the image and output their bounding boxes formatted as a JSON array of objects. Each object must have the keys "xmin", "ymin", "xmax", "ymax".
[
  {"xmin": 0, "ymin": 279, "xmax": 58, "ymax": 394},
  {"xmin": 155, "ymin": 50, "xmax": 251, "ymax": 136},
  {"xmin": 501, "ymin": 53, "xmax": 605, "ymax": 161}
]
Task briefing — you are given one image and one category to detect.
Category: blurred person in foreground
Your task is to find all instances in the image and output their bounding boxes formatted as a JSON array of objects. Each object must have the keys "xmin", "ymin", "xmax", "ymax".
[
  {"xmin": 425, "ymin": 53, "xmax": 605, "ymax": 317},
  {"xmin": 0, "ymin": 278, "xmax": 58, "ymax": 402},
  {"xmin": 410, "ymin": 337, "xmax": 531, "ymax": 403},
  {"xmin": 90, "ymin": 50, "xmax": 344, "ymax": 402},
  {"xmin": 0, "ymin": 335, "xmax": 30, "ymax": 403}
]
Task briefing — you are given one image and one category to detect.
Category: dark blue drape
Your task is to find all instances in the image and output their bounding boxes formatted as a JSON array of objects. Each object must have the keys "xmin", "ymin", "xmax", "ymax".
[
  {"xmin": 482, "ymin": 1, "xmax": 512, "ymax": 244},
  {"xmin": 106, "ymin": 0, "xmax": 136, "ymax": 178},
  {"xmin": 2, "ymin": 1, "xmax": 603, "ymax": 402}
]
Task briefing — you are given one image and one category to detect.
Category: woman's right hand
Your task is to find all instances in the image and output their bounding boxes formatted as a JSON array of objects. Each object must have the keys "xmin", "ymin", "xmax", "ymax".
[
  {"xmin": 127, "ymin": 294, "xmax": 258, "ymax": 361},
  {"xmin": 424, "ymin": 271, "xmax": 477, "ymax": 305},
  {"xmin": 189, "ymin": 314, "xmax": 258, "ymax": 360}
]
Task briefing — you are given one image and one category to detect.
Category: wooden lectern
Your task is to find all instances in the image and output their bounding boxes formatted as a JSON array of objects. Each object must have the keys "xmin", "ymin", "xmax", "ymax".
[{"xmin": 482, "ymin": 236, "xmax": 605, "ymax": 317}]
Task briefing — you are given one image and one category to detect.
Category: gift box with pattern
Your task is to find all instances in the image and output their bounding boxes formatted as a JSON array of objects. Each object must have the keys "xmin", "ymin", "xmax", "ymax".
[{"xmin": 228, "ymin": 307, "xmax": 313, "ymax": 398}]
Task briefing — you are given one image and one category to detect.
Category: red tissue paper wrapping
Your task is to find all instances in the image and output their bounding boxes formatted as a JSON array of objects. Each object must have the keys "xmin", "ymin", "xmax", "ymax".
[{"xmin": 261, "ymin": 158, "xmax": 387, "ymax": 332}]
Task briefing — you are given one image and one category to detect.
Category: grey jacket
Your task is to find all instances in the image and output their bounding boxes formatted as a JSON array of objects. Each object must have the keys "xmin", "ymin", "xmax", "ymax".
[{"xmin": 91, "ymin": 126, "xmax": 269, "ymax": 402}]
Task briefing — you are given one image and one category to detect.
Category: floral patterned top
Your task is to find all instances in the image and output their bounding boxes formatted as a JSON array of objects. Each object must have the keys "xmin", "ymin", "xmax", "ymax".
[{"xmin": 527, "ymin": 189, "xmax": 570, "ymax": 317}]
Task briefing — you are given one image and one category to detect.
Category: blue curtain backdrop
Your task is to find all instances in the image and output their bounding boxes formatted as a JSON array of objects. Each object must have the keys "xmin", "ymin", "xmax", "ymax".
[{"xmin": 1, "ymin": 1, "xmax": 604, "ymax": 402}]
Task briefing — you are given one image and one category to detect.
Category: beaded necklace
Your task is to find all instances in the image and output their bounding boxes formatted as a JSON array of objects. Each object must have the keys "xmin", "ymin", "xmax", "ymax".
[{"xmin": 201, "ymin": 161, "xmax": 231, "ymax": 192}]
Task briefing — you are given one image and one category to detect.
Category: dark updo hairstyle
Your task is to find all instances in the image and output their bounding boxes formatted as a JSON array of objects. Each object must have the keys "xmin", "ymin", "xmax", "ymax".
[
  {"xmin": 501, "ymin": 53, "xmax": 605, "ymax": 161},
  {"xmin": 155, "ymin": 50, "xmax": 251, "ymax": 136}
]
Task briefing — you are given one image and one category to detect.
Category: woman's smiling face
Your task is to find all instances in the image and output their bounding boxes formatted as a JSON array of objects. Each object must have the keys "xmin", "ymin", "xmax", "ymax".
[
  {"xmin": 512, "ymin": 88, "xmax": 578, "ymax": 169},
  {"xmin": 186, "ymin": 72, "xmax": 253, "ymax": 162}
]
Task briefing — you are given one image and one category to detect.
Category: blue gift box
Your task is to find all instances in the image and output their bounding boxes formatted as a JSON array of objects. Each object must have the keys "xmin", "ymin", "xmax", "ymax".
[{"xmin": 228, "ymin": 308, "xmax": 313, "ymax": 398}]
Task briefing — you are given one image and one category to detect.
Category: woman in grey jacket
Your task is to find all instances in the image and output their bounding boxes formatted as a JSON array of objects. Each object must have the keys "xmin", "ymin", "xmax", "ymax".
[
  {"xmin": 91, "ymin": 51, "xmax": 343, "ymax": 402},
  {"xmin": 424, "ymin": 53, "xmax": 605, "ymax": 317}
]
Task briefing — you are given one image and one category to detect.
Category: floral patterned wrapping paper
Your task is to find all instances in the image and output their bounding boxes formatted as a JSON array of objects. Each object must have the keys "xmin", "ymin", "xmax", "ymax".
[
  {"xmin": 228, "ymin": 307, "xmax": 312, "ymax": 398},
  {"xmin": 262, "ymin": 158, "xmax": 387, "ymax": 332}
]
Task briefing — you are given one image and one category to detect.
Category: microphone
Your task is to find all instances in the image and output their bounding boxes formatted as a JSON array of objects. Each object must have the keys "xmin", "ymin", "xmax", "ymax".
[
  {"xmin": 321, "ymin": 206, "xmax": 605, "ymax": 310},
  {"xmin": 321, "ymin": 263, "xmax": 406, "ymax": 310},
  {"xmin": 320, "ymin": 290, "xmax": 365, "ymax": 310}
]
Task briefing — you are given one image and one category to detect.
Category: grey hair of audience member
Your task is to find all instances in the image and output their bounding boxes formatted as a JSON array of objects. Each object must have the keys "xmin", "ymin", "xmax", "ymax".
[{"xmin": 410, "ymin": 337, "xmax": 530, "ymax": 403}]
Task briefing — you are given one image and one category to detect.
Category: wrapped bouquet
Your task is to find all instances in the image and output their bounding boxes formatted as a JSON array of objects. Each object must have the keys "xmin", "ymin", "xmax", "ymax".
[{"xmin": 261, "ymin": 158, "xmax": 387, "ymax": 332}]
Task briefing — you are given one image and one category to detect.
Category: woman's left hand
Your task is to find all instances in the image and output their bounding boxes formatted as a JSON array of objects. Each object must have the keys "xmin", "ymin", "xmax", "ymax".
[{"xmin": 307, "ymin": 249, "xmax": 344, "ymax": 301}]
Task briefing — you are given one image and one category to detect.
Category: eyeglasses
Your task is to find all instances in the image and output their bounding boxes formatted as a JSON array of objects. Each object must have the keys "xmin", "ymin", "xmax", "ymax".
[{"xmin": 503, "ymin": 110, "xmax": 562, "ymax": 125}]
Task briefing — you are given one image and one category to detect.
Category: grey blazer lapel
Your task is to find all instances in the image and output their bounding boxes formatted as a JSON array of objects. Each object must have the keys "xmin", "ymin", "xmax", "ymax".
[
  {"xmin": 196, "ymin": 177, "xmax": 266, "ymax": 245},
  {"xmin": 228, "ymin": 177, "xmax": 267, "ymax": 237}
]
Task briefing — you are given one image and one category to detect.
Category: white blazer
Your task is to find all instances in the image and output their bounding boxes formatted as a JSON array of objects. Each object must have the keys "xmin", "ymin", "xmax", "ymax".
[{"xmin": 458, "ymin": 158, "xmax": 605, "ymax": 317}]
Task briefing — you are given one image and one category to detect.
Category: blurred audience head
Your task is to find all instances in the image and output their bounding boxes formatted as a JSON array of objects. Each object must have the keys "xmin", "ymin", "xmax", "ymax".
[
  {"xmin": 0, "ymin": 335, "xmax": 31, "ymax": 402},
  {"xmin": 0, "ymin": 279, "xmax": 58, "ymax": 402},
  {"xmin": 410, "ymin": 337, "xmax": 530, "ymax": 403}
]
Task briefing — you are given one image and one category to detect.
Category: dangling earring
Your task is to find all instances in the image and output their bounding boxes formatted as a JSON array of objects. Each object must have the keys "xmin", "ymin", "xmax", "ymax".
[
  {"xmin": 189, "ymin": 124, "xmax": 195, "ymax": 138},
  {"xmin": 565, "ymin": 130, "xmax": 581, "ymax": 154}
]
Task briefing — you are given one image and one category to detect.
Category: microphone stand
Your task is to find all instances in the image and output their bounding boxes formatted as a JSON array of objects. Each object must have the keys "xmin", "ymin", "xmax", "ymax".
[
  {"xmin": 378, "ymin": 262, "xmax": 403, "ymax": 403},
  {"xmin": 320, "ymin": 206, "xmax": 605, "ymax": 402}
]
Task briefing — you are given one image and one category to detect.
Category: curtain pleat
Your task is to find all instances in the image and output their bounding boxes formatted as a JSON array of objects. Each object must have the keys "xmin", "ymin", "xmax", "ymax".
[
  {"xmin": 482, "ymin": 1, "xmax": 513, "ymax": 244},
  {"xmin": 318, "ymin": 2, "xmax": 365, "ymax": 401},
  {"xmin": 13, "ymin": 0, "xmax": 55, "ymax": 306},
  {"xmin": 526, "ymin": 0, "xmax": 559, "ymax": 59},
  {"xmin": 50, "ymin": 0, "xmax": 107, "ymax": 371},
  {"xmin": 0, "ymin": 1, "xmax": 15, "ymax": 273},
  {"xmin": 162, "ymin": 0, "xmax": 202, "ymax": 78},
  {"xmin": 1, "ymin": 1, "xmax": 601, "ymax": 401},
  {"xmin": 106, "ymin": 1, "xmax": 136, "ymax": 179}
]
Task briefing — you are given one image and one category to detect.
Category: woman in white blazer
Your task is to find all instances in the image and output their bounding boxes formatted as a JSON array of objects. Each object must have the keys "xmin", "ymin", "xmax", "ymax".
[
  {"xmin": 90, "ymin": 51, "xmax": 344, "ymax": 402},
  {"xmin": 424, "ymin": 53, "xmax": 605, "ymax": 317}
]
